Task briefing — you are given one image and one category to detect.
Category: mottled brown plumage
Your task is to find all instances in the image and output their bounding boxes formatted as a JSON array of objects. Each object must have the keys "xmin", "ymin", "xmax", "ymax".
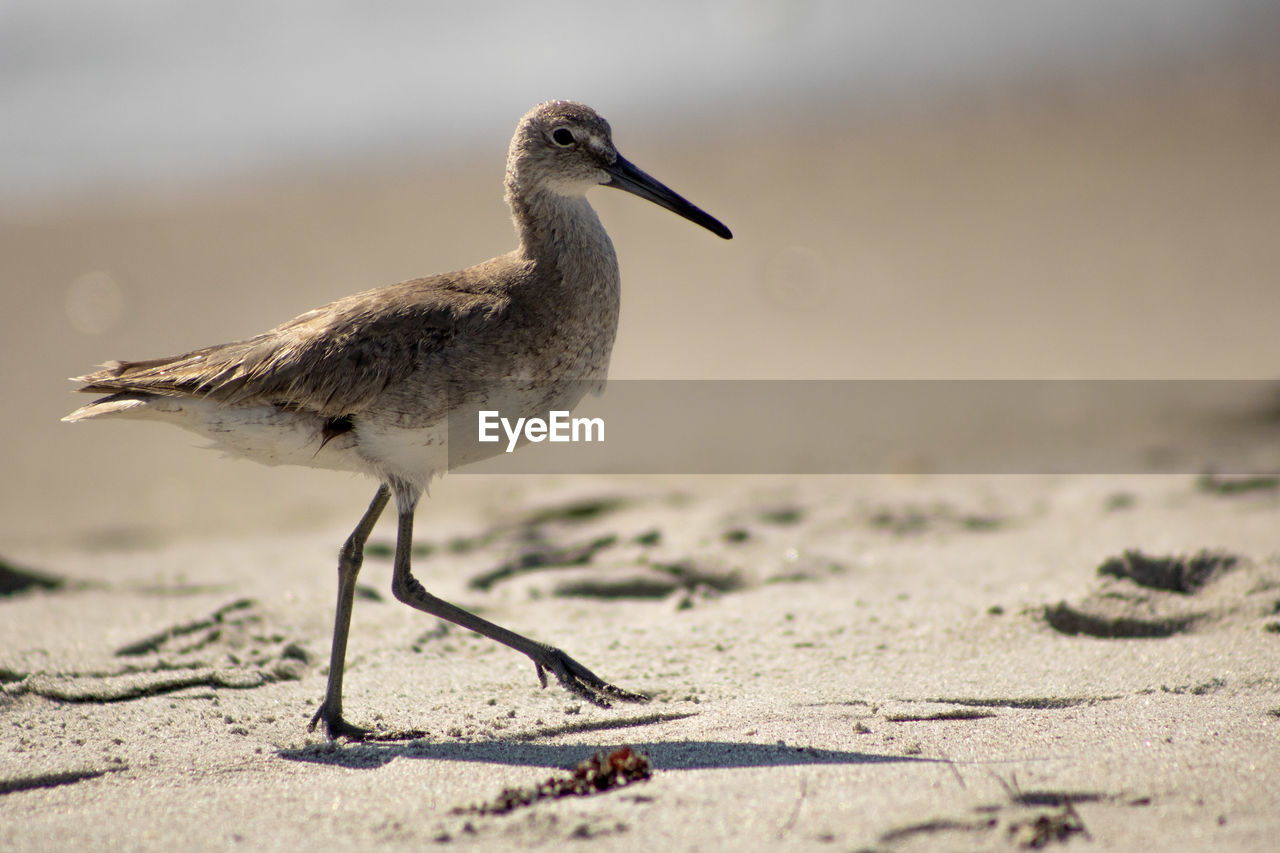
[
  {"xmin": 64, "ymin": 101, "xmax": 731, "ymax": 739},
  {"xmin": 71, "ymin": 267, "xmax": 509, "ymax": 423}
]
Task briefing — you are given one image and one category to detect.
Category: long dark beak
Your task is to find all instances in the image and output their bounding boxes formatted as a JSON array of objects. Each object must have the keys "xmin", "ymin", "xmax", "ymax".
[{"xmin": 604, "ymin": 154, "xmax": 733, "ymax": 240}]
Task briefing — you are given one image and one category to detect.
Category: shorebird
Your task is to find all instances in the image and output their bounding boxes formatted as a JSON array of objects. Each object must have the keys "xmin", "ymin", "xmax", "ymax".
[{"xmin": 64, "ymin": 101, "xmax": 732, "ymax": 739}]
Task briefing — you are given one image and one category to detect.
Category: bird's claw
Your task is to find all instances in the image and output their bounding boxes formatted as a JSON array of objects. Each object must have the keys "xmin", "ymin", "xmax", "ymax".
[
  {"xmin": 308, "ymin": 704, "xmax": 371, "ymax": 741},
  {"xmin": 533, "ymin": 647, "xmax": 648, "ymax": 707}
]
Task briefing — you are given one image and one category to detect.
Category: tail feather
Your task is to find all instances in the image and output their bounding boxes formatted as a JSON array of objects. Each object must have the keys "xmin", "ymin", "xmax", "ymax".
[
  {"xmin": 70, "ymin": 349, "xmax": 234, "ymax": 394},
  {"xmin": 63, "ymin": 392, "xmax": 169, "ymax": 423}
]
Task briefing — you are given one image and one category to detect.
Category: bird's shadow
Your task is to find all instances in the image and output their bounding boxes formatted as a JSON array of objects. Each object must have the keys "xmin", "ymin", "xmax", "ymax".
[{"xmin": 278, "ymin": 737, "xmax": 931, "ymax": 772}]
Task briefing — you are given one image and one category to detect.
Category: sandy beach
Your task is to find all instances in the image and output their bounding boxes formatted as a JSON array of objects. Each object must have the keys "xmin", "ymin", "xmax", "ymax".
[
  {"xmin": 3, "ymin": 49, "xmax": 1280, "ymax": 851},
  {"xmin": 3, "ymin": 474, "xmax": 1279, "ymax": 850}
]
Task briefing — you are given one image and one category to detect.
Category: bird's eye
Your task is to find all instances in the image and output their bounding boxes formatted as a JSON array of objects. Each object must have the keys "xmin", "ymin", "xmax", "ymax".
[{"xmin": 551, "ymin": 127, "xmax": 575, "ymax": 147}]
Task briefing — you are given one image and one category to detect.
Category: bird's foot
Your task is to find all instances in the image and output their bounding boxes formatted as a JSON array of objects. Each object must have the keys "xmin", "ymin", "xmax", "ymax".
[
  {"xmin": 533, "ymin": 645, "xmax": 648, "ymax": 707},
  {"xmin": 308, "ymin": 704, "xmax": 371, "ymax": 741}
]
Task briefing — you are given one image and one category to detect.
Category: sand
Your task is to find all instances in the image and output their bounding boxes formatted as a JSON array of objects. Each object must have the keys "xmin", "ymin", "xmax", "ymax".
[
  {"xmin": 3, "ymin": 61, "xmax": 1280, "ymax": 850},
  {"xmin": 3, "ymin": 476, "xmax": 1279, "ymax": 850}
]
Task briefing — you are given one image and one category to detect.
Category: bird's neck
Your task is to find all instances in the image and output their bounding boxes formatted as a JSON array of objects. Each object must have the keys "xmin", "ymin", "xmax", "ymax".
[
  {"xmin": 508, "ymin": 185, "xmax": 615, "ymax": 271},
  {"xmin": 504, "ymin": 185, "xmax": 621, "ymax": 378}
]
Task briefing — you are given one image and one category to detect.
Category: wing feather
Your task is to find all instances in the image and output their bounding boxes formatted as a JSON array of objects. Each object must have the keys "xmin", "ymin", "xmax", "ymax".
[{"xmin": 72, "ymin": 275, "xmax": 509, "ymax": 418}]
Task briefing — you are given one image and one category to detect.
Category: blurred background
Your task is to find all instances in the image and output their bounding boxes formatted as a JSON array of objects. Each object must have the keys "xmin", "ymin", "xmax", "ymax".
[{"xmin": 2, "ymin": 1, "xmax": 1278, "ymax": 547}]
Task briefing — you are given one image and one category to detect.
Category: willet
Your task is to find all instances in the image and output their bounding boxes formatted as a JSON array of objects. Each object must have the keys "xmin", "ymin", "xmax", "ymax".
[{"xmin": 64, "ymin": 101, "xmax": 731, "ymax": 739}]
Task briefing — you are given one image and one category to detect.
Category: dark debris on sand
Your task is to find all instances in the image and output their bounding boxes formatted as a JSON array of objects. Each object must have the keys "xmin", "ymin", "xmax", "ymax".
[
  {"xmin": 0, "ymin": 556, "xmax": 64, "ymax": 596},
  {"xmin": 453, "ymin": 748, "xmax": 651, "ymax": 817},
  {"xmin": 1195, "ymin": 473, "xmax": 1279, "ymax": 496},
  {"xmin": 1043, "ymin": 549, "xmax": 1249, "ymax": 639},
  {"xmin": 1097, "ymin": 549, "xmax": 1238, "ymax": 594},
  {"xmin": 1007, "ymin": 800, "xmax": 1091, "ymax": 849}
]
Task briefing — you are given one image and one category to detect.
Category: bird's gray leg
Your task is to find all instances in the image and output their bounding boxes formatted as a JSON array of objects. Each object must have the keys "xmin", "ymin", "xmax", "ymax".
[
  {"xmin": 309, "ymin": 484, "xmax": 391, "ymax": 740},
  {"xmin": 387, "ymin": 486, "xmax": 646, "ymax": 708}
]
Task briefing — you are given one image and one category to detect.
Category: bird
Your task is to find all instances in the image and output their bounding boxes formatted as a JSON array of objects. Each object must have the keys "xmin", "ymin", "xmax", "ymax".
[{"xmin": 64, "ymin": 101, "xmax": 733, "ymax": 739}]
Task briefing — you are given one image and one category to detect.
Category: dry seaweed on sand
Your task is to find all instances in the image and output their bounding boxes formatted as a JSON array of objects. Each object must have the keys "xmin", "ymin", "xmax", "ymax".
[
  {"xmin": 453, "ymin": 748, "xmax": 652, "ymax": 817},
  {"xmin": 1007, "ymin": 799, "xmax": 1091, "ymax": 849}
]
